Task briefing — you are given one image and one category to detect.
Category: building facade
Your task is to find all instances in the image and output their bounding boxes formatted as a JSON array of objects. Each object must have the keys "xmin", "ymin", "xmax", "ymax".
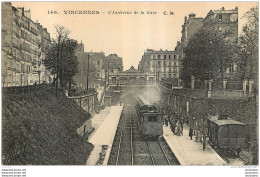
[
  {"xmin": 2, "ymin": 3, "xmax": 51, "ymax": 87},
  {"xmin": 74, "ymin": 48, "xmax": 123, "ymax": 89},
  {"xmin": 102, "ymin": 54, "xmax": 123, "ymax": 81},
  {"xmin": 176, "ymin": 8, "xmax": 240, "ymax": 89},
  {"xmin": 203, "ymin": 7, "xmax": 240, "ymax": 89},
  {"xmin": 109, "ymin": 66, "xmax": 156, "ymax": 85},
  {"xmin": 138, "ymin": 49, "xmax": 179, "ymax": 82},
  {"xmin": 203, "ymin": 7, "xmax": 238, "ymax": 43},
  {"xmin": 74, "ymin": 50, "xmax": 106, "ymax": 90},
  {"xmin": 175, "ymin": 13, "xmax": 203, "ymax": 86}
]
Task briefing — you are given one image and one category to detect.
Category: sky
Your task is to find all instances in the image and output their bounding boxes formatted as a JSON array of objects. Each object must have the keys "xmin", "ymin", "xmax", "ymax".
[{"xmin": 12, "ymin": 2, "xmax": 258, "ymax": 71}]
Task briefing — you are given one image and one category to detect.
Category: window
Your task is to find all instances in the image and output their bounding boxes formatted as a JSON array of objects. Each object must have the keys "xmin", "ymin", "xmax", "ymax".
[
  {"xmin": 169, "ymin": 55, "xmax": 172, "ymax": 59},
  {"xmin": 164, "ymin": 55, "xmax": 166, "ymax": 59},
  {"xmin": 169, "ymin": 74, "xmax": 171, "ymax": 78},
  {"xmin": 219, "ymin": 14, "xmax": 222, "ymax": 20},
  {"xmin": 111, "ymin": 69, "xmax": 114, "ymax": 73},
  {"xmin": 164, "ymin": 61, "xmax": 166, "ymax": 66},
  {"xmin": 164, "ymin": 67, "xmax": 166, "ymax": 72},
  {"xmin": 158, "ymin": 61, "xmax": 161, "ymax": 66},
  {"xmin": 169, "ymin": 68, "xmax": 171, "ymax": 72},
  {"xmin": 148, "ymin": 116, "xmax": 157, "ymax": 122},
  {"xmin": 164, "ymin": 74, "xmax": 166, "ymax": 78},
  {"xmin": 169, "ymin": 62, "xmax": 172, "ymax": 66},
  {"xmin": 97, "ymin": 60, "xmax": 100, "ymax": 65},
  {"xmin": 174, "ymin": 55, "xmax": 176, "ymax": 59},
  {"xmin": 157, "ymin": 55, "xmax": 161, "ymax": 59}
]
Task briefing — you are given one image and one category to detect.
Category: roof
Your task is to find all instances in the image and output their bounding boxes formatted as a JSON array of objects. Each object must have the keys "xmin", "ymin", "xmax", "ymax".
[
  {"xmin": 138, "ymin": 95, "xmax": 153, "ymax": 106},
  {"xmin": 207, "ymin": 115, "xmax": 219, "ymax": 121},
  {"xmin": 123, "ymin": 66, "xmax": 138, "ymax": 73},
  {"xmin": 208, "ymin": 115, "xmax": 245, "ymax": 126},
  {"xmin": 213, "ymin": 119, "xmax": 245, "ymax": 126}
]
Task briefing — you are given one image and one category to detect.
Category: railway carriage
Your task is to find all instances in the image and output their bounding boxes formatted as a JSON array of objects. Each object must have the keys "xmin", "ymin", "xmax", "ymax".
[
  {"xmin": 207, "ymin": 115, "xmax": 246, "ymax": 153},
  {"xmin": 135, "ymin": 95, "xmax": 163, "ymax": 138}
]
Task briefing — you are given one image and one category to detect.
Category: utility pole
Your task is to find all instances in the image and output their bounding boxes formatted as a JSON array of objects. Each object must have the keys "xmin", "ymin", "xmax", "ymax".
[
  {"xmin": 86, "ymin": 50, "xmax": 92, "ymax": 91},
  {"xmin": 87, "ymin": 53, "xmax": 90, "ymax": 91},
  {"xmin": 203, "ymin": 114, "xmax": 206, "ymax": 151}
]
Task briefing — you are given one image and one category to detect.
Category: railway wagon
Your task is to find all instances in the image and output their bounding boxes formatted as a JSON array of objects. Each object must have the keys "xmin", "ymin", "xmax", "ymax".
[
  {"xmin": 207, "ymin": 115, "xmax": 246, "ymax": 152},
  {"xmin": 135, "ymin": 95, "xmax": 162, "ymax": 138}
]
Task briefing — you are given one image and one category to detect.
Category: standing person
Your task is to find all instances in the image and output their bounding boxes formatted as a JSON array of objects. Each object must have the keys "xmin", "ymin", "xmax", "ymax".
[
  {"xmin": 170, "ymin": 117, "xmax": 173, "ymax": 132},
  {"xmin": 180, "ymin": 119, "xmax": 183, "ymax": 136},
  {"xmin": 176, "ymin": 120, "xmax": 180, "ymax": 136},
  {"xmin": 165, "ymin": 114, "xmax": 169, "ymax": 127},
  {"xmin": 189, "ymin": 126, "xmax": 193, "ymax": 140}
]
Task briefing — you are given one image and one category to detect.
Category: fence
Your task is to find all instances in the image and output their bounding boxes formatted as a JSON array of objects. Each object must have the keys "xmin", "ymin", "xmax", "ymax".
[
  {"xmin": 2, "ymin": 84, "xmax": 53, "ymax": 94},
  {"xmin": 210, "ymin": 90, "xmax": 247, "ymax": 100}
]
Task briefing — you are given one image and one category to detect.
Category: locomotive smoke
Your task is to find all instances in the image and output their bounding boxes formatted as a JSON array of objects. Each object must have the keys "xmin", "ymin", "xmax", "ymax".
[{"xmin": 138, "ymin": 86, "xmax": 161, "ymax": 105}]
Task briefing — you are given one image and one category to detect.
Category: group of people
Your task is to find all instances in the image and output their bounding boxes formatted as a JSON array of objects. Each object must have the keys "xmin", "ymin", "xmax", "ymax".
[
  {"xmin": 160, "ymin": 108, "xmax": 194, "ymax": 140},
  {"xmin": 161, "ymin": 110, "xmax": 185, "ymax": 136}
]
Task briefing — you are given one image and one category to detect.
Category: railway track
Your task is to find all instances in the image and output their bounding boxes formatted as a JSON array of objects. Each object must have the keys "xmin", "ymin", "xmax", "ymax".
[
  {"xmin": 146, "ymin": 140, "xmax": 171, "ymax": 165},
  {"xmin": 108, "ymin": 104, "xmax": 180, "ymax": 165},
  {"xmin": 114, "ymin": 110, "xmax": 134, "ymax": 165}
]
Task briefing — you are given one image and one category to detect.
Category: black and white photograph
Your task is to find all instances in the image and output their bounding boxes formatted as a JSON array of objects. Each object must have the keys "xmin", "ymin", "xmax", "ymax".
[{"xmin": 1, "ymin": 1, "xmax": 259, "ymax": 176}]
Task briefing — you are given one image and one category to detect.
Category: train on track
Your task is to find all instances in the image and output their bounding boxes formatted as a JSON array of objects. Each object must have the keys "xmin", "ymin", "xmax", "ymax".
[
  {"xmin": 207, "ymin": 115, "xmax": 246, "ymax": 154},
  {"xmin": 135, "ymin": 95, "xmax": 162, "ymax": 139}
]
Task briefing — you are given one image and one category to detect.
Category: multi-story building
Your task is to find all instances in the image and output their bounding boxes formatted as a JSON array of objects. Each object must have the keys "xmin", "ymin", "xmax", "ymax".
[
  {"xmin": 180, "ymin": 13, "xmax": 203, "ymax": 48},
  {"xmin": 2, "ymin": 2, "xmax": 51, "ymax": 87},
  {"xmin": 74, "ymin": 49, "xmax": 106, "ymax": 89},
  {"xmin": 36, "ymin": 23, "xmax": 52, "ymax": 84},
  {"xmin": 203, "ymin": 7, "xmax": 238, "ymax": 43},
  {"xmin": 203, "ymin": 7, "xmax": 240, "ymax": 89},
  {"xmin": 175, "ymin": 13, "xmax": 203, "ymax": 85},
  {"xmin": 177, "ymin": 8, "xmax": 240, "ymax": 89},
  {"xmin": 138, "ymin": 49, "xmax": 179, "ymax": 83},
  {"xmin": 109, "ymin": 66, "xmax": 156, "ymax": 85},
  {"xmin": 102, "ymin": 54, "xmax": 123, "ymax": 81},
  {"xmin": 89, "ymin": 52, "xmax": 105, "ymax": 81},
  {"xmin": 74, "ymin": 49, "xmax": 123, "ymax": 89}
]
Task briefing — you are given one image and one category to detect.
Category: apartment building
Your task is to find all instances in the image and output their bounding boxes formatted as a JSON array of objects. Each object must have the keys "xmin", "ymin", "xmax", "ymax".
[{"xmin": 2, "ymin": 2, "xmax": 51, "ymax": 87}]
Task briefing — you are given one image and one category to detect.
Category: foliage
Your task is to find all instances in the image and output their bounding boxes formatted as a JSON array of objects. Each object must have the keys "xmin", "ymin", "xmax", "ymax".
[
  {"xmin": 2, "ymin": 89, "xmax": 93, "ymax": 165},
  {"xmin": 237, "ymin": 6, "xmax": 258, "ymax": 80},
  {"xmin": 181, "ymin": 20, "xmax": 236, "ymax": 88},
  {"xmin": 43, "ymin": 25, "xmax": 79, "ymax": 88}
]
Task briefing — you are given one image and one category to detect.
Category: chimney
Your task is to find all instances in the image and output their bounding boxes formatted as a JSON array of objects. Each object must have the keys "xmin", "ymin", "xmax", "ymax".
[
  {"xmin": 189, "ymin": 13, "xmax": 196, "ymax": 18},
  {"xmin": 235, "ymin": 6, "xmax": 238, "ymax": 11},
  {"xmin": 5, "ymin": 2, "xmax": 11, "ymax": 6},
  {"xmin": 221, "ymin": 7, "xmax": 225, "ymax": 11},
  {"xmin": 218, "ymin": 114, "xmax": 228, "ymax": 120},
  {"xmin": 24, "ymin": 9, "xmax": 31, "ymax": 18},
  {"xmin": 184, "ymin": 16, "xmax": 187, "ymax": 23},
  {"xmin": 16, "ymin": 7, "xmax": 24, "ymax": 16}
]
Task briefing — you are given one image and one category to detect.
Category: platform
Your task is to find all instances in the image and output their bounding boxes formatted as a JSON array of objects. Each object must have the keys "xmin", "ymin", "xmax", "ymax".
[
  {"xmin": 163, "ymin": 124, "xmax": 227, "ymax": 165},
  {"xmin": 86, "ymin": 105, "xmax": 123, "ymax": 165}
]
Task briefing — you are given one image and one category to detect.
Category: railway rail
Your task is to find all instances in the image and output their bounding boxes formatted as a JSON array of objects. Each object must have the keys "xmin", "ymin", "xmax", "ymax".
[{"xmin": 108, "ymin": 103, "xmax": 180, "ymax": 165}]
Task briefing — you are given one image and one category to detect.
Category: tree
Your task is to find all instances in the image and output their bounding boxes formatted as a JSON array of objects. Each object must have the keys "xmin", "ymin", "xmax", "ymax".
[
  {"xmin": 237, "ymin": 7, "xmax": 258, "ymax": 82},
  {"xmin": 181, "ymin": 20, "xmax": 236, "ymax": 89},
  {"xmin": 237, "ymin": 6, "xmax": 258, "ymax": 165},
  {"xmin": 43, "ymin": 25, "xmax": 79, "ymax": 93}
]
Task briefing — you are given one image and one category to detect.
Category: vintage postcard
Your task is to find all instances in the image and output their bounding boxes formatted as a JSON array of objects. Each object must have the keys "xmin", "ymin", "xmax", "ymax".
[{"xmin": 1, "ymin": 1, "xmax": 259, "ymax": 176}]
